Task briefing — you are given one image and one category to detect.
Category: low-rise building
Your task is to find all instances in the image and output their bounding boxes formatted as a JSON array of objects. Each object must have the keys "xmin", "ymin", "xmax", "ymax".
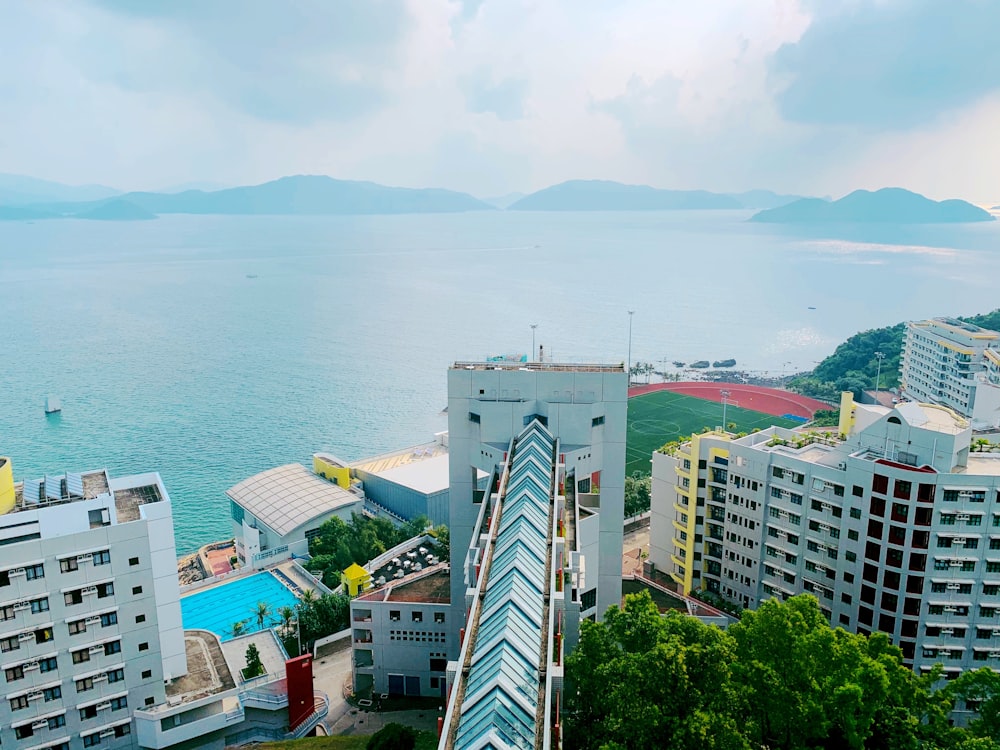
[
  {"xmin": 228, "ymin": 463, "xmax": 362, "ymax": 568},
  {"xmin": 350, "ymin": 564, "xmax": 451, "ymax": 699}
]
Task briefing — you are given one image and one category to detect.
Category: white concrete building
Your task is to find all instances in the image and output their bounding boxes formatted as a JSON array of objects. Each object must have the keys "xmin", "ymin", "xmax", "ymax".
[
  {"xmin": 228, "ymin": 464, "xmax": 362, "ymax": 569},
  {"xmin": 650, "ymin": 393, "xmax": 1000, "ymax": 678},
  {"xmin": 446, "ymin": 361, "xmax": 627, "ymax": 635},
  {"xmin": 349, "ymin": 564, "xmax": 451, "ymax": 699},
  {"xmin": 901, "ymin": 317, "xmax": 1000, "ymax": 430},
  {"xmin": 1, "ymin": 460, "xmax": 184, "ymax": 750}
]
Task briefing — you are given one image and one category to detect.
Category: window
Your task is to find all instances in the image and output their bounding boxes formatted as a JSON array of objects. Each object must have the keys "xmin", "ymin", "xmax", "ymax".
[
  {"xmin": 83, "ymin": 733, "xmax": 102, "ymax": 747},
  {"xmin": 30, "ymin": 597, "xmax": 48, "ymax": 613},
  {"xmin": 105, "ymin": 640, "xmax": 121, "ymax": 655},
  {"xmin": 135, "ymin": 614, "xmax": 146, "ymax": 624},
  {"xmin": 115, "ymin": 724, "xmax": 131, "ymax": 738},
  {"xmin": 145, "ymin": 696, "xmax": 155, "ymax": 706},
  {"xmin": 15, "ymin": 725, "xmax": 34, "ymax": 740},
  {"xmin": 141, "ymin": 669, "xmax": 152, "ymax": 679},
  {"xmin": 96, "ymin": 582, "xmax": 114, "ymax": 598},
  {"xmin": 434, "ymin": 612, "xmax": 445, "ymax": 623},
  {"xmin": 132, "ymin": 586, "xmax": 143, "ymax": 595},
  {"xmin": 10, "ymin": 694, "xmax": 29, "ymax": 710},
  {"xmin": 108, "ymin": 668, "xmax": 125, "ymax": 683},
  {"xmin": 0, "ymin": 603, "xmax": 13, "ymax": 621},
  {"xmin": 468, "ymin": 412, "xmax": 480, "ymax": 424},
  {"xmin": 69, "ymin": 619, "xmax": 86, "ymax": 635},
  {"xmin": 39, "ymin": 656, "xmax": 57, "ymax": 673},
  {"xmin": 44, "ymin": 686, "xmax": 61, "ymax": 701},
  {"xmin": 129, "ymin": 556, "xmax": 140, "ymax": 566},
  {"xmin": 93, "ymin": 550, "xmax": 111, "ymax": 566},
  {"xmin": 411, "ymin": 611, "xmax": 423, "ymax": 623},
  {"xmin": 389, "ymin": 610, "xmax": 400, "ymax": 622},
  {"xmin": 138, "ymin": 642, "xmax": 149, "ymax": 651},
  {"xmin": 25, "ymin": 563, "xmax": 44, "ymax": 580},
  {"xmin": 61, "ymin": 557, "xmax": 79, "ymax": 573},
  {"xmin": 48, "ymin": 714, "xmax": 66, "ymax": 729},
  {"xmin": 1, "ymin": 635, "xmax": 18, "ymax": 652},
  {"xmin": 848, "ymin": 529, "xmax": 859, "ymax": 541},
  {"xmin": 592, "ymin": 415, "xmax": 605, "ymax": 427},
  {"xmin": 110, "ymin": 695, "xmax": 127, "ymax": 710},
  {"xmin": 65, "ymin": 590, "xmax": 83, "ymax": 606},
  {"xmin": 6, "ymin": 664, "xmax": 25, "ymax": 681},
  {"xmin": 853, "ymin": 485, "xmax": 864, "ymax": 497},
  {"xmin": 80, "ymin": 705, "xmax": 98, "ymax": 720},
  {"xmin": 73, "ymin": 648, "xmax": 91, "ymax": 664},
  {"xmin": 100, "ymin": 612, "xmax": 117, "ymax": 627}
]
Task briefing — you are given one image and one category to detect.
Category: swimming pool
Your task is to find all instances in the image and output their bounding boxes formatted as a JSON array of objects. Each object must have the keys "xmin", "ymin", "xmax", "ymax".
[{"xmin": 180, "ymin": 572, "xmax": 300, "ymax": 641}]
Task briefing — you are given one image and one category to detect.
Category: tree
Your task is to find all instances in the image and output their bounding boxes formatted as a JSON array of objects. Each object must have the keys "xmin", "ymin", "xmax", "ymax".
[
  {"xmin": 243, "ymin": 643, "xmax": 264, "ymax": 679},
  {"xmin": 228, "ymin": 619, "xmax": 248, "ymax": 639},
  {"xmin": 366, "ymin": 722, "xmax": 417, "ymax": 750},
  {"xmin": 624, "ymin": 474, "xmax": 652, "ymax": 518},
  {"xmin": 253, "ymin": 601, "xmax": 272, "ymax": 632},
  {"xmin": 949, "ymin": 669, "xmax": 1000, "ymax": 744},
  {"xmin": 278, "ymin": 605, "xmax": 295, "ymax": 637},
  {"xmin": 298, "ymin": 592, "xmax": 350, "ymax": 647}
]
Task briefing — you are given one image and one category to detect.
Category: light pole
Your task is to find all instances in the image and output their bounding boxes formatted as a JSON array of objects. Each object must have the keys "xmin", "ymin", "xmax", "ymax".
[
  {"xmin": 721, "ymin": 389, "xmax": 731, "ymax": 432},
  {"xmin": 782, "ymin": 361, "xmax": 792, "ymax": 383},
  {"xmin": 530, "ymin": 324, "xmax": 538, "ymax": 362},
  {"xmin": 627, "ymin": 311, "xmax": 635, "ymax": 384},
  {"xmin": 874, "ymin": 351, "xmax": 885, "ymax": 396}
]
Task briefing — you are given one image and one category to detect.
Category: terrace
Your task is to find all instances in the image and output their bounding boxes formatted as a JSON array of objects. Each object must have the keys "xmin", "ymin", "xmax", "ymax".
[
  {"xmin": 13, "ymin": 469, "xmax": 111, "ymax": 511},
  {"xmin": 113, "ymin": 482, "xmax": 163, "ymax": 522}
]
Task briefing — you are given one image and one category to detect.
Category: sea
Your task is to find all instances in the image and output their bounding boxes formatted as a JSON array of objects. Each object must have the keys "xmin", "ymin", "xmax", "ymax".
[{"xmin": 2, "ymin": 209, "xmax": 999, "ymax": 553}]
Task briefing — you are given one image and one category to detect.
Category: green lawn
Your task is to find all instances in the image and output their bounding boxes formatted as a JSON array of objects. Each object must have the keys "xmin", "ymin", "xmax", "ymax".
[
  {"xmin": 258, "ymin": 730, "xmax": 437, "ymax": 750},
  {"xmin": 626, "ymin": 390, "xmax": 800, "ymax": 477}
]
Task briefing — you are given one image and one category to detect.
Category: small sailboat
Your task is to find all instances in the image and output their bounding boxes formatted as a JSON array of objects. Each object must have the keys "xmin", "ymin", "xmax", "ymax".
[{"xmin": 45, "ymin": 396, "xmax": 62, "ymax": 414}]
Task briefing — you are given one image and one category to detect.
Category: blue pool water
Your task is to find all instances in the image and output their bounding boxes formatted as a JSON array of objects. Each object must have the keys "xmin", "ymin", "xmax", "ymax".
[{"xmin": 180, "ymin": 572, "xmax": 300, "ymax": 640}]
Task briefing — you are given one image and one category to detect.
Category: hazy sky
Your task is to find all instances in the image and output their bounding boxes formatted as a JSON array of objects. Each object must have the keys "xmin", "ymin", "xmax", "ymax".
[{"xmin": 2, "ymin": 0, "xmax": 998, "ymax": 202}]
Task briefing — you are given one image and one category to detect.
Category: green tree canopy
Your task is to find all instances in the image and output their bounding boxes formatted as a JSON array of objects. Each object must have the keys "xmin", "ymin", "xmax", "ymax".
[{"xmin": 566, "ymin": 592, "xmax": 1000, "ymax": 750}]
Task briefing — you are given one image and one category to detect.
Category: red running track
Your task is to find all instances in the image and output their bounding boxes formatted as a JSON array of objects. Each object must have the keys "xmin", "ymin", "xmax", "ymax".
[{"xmin": 628, "ymin": 382, "xmax": 832, "ymax": 419}]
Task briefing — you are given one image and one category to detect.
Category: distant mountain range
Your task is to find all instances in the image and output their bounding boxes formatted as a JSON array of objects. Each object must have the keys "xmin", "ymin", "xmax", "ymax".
[
  {"xmin": 0, "ymin": 175, "xmax": 493, "ymax": 220},
  {"xmin": 507, "ymin": 180, "xmax": 805, "ymax": 211},
  {"xmin": 750, "ymin": 188, "xmax": 994, "ymax": 224},
  {"xmin": 0, "ymin": 172, "xmax": 120, "ymax": 205}
]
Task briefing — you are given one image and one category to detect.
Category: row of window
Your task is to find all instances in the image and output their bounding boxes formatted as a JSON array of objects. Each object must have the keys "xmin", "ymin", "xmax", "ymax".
[
  {"xmin": 0, "ymin": 596, "xmax": 50, "ymax": 621},
  {"xmin": 1, "ymin": 553, "xmax": 141, "ymax": 588},
  {"xmin": 388, "ymin": 610, "xmax": 446, "ymax": 623}
]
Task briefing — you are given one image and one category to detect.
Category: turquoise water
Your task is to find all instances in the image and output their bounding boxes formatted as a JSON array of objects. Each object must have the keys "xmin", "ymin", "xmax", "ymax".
[
  {"xmin": 180, "ymin": 572, "xmax": 300, "ymax": 640},
  {"xmin": 2, "ymin": 211, "xmax": 999, "ymax": 552}
]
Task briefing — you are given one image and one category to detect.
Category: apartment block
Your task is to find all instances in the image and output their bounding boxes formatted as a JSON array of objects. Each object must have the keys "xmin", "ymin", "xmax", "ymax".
[
  {"xmin": 901, "ymin": 317, "xmax": 1000, "ymax": 429},
  {"xmin": 0, "ymin": 457, "xmax": 184, "ymax": 750},
  {"xmin": 650, "ymin": 393, "xmax": 1000, "ymax": 676}
]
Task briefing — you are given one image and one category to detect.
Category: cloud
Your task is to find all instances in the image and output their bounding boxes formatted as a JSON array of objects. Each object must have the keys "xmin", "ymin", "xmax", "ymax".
[
  {"xmin": 460, "ymin": 69, "xmax": 528, "ymax": 120},
  {"xmin": 78, "ymin": 0, "xmax": 411, "ymax": 123},
  {"xmin": 771, "ymin": 0, "xmax": 1000, "ymax": 129}
]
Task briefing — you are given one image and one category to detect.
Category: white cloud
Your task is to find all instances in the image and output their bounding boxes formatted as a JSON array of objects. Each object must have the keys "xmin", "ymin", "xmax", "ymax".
[{"xmin": 0, "ymin": 0, "xmax": 998, "ymax": 203}]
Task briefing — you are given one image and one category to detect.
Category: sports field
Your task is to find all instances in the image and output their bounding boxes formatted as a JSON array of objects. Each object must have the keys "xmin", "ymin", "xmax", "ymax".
[{"xmin": 626, "ymin": 389, "xmax": 802, "ymax": 477}]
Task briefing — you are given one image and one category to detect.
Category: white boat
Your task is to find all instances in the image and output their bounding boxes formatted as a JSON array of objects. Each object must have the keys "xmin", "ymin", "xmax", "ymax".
[{"xmin": 45, "ymin": 396, "xmax": 62, "ymax": 414}]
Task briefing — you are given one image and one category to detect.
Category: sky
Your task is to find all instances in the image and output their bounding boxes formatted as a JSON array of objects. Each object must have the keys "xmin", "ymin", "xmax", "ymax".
[{"xmin": 1, "ymin": 0, "xmax": 998, "ymax": 203}]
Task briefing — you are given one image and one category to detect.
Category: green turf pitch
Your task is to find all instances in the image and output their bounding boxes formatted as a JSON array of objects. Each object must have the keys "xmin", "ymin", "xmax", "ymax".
[{"xmin": 626, "ymin": 390, "xmax": 801, "ymax": 477}]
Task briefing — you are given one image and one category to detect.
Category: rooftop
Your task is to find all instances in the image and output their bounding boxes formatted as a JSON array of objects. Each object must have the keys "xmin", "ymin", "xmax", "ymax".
[
  {"xmin": 13, "ymin": 469, "xmax": 110, "ymax": 512},
  {"xmin": 220, "ymin": 630, "xmax": 288, "ymax": 680},
  {"xmin": 356, "ymin": 564, "xmax": 450, "ymax": 603},
  {"xmin": 164, "ymin": 630, "xmax": 236, "ymax": 704},
  {"xmin": 453, "ymin": 360, "xmax": 624, "ymax": 373},
  {"xmin": 227, "ymin": 463, "xmax": 361, "ymax": 537},
  {"xmin": 352, "ymin": 440, "xmax": 449, "ymax": 476},
  {"xmin": 113, "ymin": 483, "xmax": 163, "ymax": 523},
  {"xmin": 896, "ymin": 401, "xmax": 969, "ymax": 434}
]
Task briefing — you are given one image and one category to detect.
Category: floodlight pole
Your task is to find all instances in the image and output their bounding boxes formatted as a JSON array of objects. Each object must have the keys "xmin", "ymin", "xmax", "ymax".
[
  {"xmin": 530, "ymin": 324, "xmax": 538, "ymax": 362},
  {"xmin": 875, "ymin": 351, "xmax": 885, "ymax": 396},
  {"xmin": 627, "ymin": 311, "xmax": 635, "ymax": 384},
  {"xmin": 721, "ymin": 390, "xmax": 731, "ymax": 432}
]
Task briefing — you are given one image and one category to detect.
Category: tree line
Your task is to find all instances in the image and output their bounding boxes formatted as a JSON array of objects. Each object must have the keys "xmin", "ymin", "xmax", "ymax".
[
  {"xmin": 566, "ymin": 592, "xmax": 1000, "ymax": 750},
  {"xmin": 788, "ymin": 308, "xmax": 1000, "ymax": 403}
]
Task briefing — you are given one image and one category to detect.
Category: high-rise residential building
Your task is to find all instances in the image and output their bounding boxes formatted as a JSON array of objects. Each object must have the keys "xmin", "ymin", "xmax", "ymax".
[
  {"xmin": 0, "ymin": 457, "xmax": 185, "ymax": 750},
  {"xmin": 900, "ymin": 317, "xmax": 1000, "ymax": 429},
  {"xmin": 650, "ymin": 393, "xmax": 1000, "ymax": 677}
]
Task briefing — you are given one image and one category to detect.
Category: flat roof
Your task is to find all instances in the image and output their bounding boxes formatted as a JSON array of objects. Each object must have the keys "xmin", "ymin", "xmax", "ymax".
[
  {"xmin": 453, "ymin": 361, "xmax": 623, "ymax": 372},
  {"xmin": 13, "ymin": 469, "xmax": 110, "ymax": 513},
  {"xmin": 227, "ymin": 463, "xmax": 360, "ymax": 537},
  {"xmin": 896, "ymin": 402, "xmax": 968, "ymax": 434},
  {"xmin": 356, "ymin": 563, "xmax": 450, "ymax": 603},
  {"xmin": 372, "ymin": 453, "xmax": 450, "ymax": 494},
  {"xmin": 113, "ymin": 483, "xmax": 163, "ymax": 523},
  {"xmin": 165, "ymin": 631, "xmax": 236, "ymax": 703},
  {"xmin": 966, "ymin": 456, "xmax": 1000, "ymax": 477},
  {"xmin": 220, "ymin": 630, "xmax": 287, "ymax": 679},
  {"xmin": 353, "ymin": 440, "xmax": 449, "ymax": 475}
]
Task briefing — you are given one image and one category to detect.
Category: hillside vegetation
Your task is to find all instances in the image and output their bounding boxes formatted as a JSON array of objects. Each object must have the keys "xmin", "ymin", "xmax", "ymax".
[{"xmin": 789, "ymin": 308, "xmax": 1000, "ymax": 403}]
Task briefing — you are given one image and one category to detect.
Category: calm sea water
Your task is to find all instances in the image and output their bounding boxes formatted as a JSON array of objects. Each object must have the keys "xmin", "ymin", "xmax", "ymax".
[{"xmin": 2, "ymin": 210, "xmax": 998, "ymax": 552}]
